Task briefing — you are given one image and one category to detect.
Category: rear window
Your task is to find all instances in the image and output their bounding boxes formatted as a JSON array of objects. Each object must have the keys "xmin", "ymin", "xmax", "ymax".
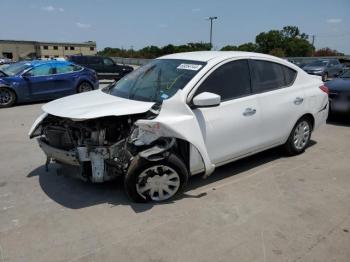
[{"xmin": 250, "ymin": 60, "xmax": 297, "ymax": 93}]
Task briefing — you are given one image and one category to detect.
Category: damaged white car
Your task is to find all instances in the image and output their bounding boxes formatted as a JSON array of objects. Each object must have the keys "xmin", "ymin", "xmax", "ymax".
[{"xmin": 29, "ymin": 51, "xmax": 329, "ymax": 202}]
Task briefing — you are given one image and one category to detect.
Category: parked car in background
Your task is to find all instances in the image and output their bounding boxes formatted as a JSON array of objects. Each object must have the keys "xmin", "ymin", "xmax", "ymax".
[
  {"xmin": 29, "ymin": 51, "xmax": 328, "ymax": 202},
  {"xmin": 0, "ymin": 60, "xmax": 98, "ymax": 107},
  {"xmin": 0, "ymin": 57, "xmax": 13, "ymax": 64},
  {"xmin": 303, "ymin": 59, "xmax": 343, "ymax": 81},
  {"xmin": 325, "ymin": 69, "xmax": 350, "ymax": 115},
  {"xmin": 67, "ymin": 55, "xmax": 133, "ymax": 80}
]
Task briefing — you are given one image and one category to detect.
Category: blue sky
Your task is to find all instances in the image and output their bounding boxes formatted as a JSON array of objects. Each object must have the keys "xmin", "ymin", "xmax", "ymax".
[{"xmin": 1, "ymin": 0, "xmax": 349, "ymax": 54}]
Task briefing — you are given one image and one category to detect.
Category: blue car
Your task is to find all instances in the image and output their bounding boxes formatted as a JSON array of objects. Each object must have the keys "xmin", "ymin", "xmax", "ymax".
[
  {"xmin": 0, "ymin": 60, "xmax": 99, "ymax": 107},
  {"xmin": 325, "ymin": 69, "xmax": 350, "ymax": 115}
]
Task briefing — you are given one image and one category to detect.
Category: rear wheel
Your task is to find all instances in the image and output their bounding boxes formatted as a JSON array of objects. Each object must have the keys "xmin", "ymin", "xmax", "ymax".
[
  {"xmin": 77, "ymin": 82, "xmax": 93, "ymax": 93},
  {"xmin": 283, "ymin": 118, "xmax": 312, "ymax": 156},
  {"xmin": 0, "ymin": 87, "xmax": 16, "ymax": 108},
  {"xmin": 124, "ymin": 154, "xmax": 189, "ymax": 203}
]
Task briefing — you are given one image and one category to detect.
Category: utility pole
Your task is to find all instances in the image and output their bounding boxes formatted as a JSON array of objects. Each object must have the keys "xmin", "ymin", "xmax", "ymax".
[{"xmin": 207, "ymin": 16, "xmax": 218, "ymax": 49}]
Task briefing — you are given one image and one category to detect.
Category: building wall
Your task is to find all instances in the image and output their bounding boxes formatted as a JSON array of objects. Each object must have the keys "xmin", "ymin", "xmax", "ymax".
[
  {"xmin": 0, "ymin": 40, "xmax": 96, "ymax": 60},
  {"xmin": 0, "ymin": 42, "xmax": 36, "ymax": 60},
  {"xmin": 38, "ymin": 44, "xmax": 96, "ymax": 59}
]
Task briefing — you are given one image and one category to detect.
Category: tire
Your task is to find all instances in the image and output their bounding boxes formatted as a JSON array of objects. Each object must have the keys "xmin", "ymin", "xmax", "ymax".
[
  {"xmin": 124, "ymin": 154, "xmax": 189, "ymax": 203},
  {"xmin": 322, "ymin": 72, "xmax": 328, "ymax": 82},
  {"xmin": 283, "ymin": 117, "xmax": 312, "ymax": 156},
  {"xmin": 77, "ymin": 82, "xmax": 93, "ymax": 93},
  {"xmin": 0, "ymin": 87, "xmax": 16, "ymax": 108}
]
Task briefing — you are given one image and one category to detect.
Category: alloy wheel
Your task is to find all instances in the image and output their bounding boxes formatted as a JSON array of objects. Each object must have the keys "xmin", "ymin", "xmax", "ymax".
[
  {"xmin": 0, "ymin": 87, "xmax": 14, "ymax": 106},
  {"xmin": 293, "ymin": 120, "xmax": 311, "ymax": 150}
]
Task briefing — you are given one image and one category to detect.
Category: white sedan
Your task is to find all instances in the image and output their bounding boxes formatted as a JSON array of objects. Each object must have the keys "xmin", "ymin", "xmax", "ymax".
[{"xmin": 29, "ymin": 51, "xmax": 329, "ymax": 202}]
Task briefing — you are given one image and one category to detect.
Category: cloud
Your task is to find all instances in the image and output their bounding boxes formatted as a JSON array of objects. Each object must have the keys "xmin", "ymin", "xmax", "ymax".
[
  {"xmin": 76, "ymin": 22, "xmax": 91, "ymax": 29},
  {"xmin": 327, "ymin": 18, "xmax": 342, "ymax": 24},
  {"xmin": 41, "ymin": 6, "xmax": 64, "ymax": 12},
  {"xmin": 192, "ymin": 8, "xmax": 201, "ymax": 12}
]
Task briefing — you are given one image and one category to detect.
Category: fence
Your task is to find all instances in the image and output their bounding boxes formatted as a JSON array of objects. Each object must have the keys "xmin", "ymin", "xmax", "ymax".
[{"xmin": 111, "ymin": 57, "xmax": 151, "ymax": 66}]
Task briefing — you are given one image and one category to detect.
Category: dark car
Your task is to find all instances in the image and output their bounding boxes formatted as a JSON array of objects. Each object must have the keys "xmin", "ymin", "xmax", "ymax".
[
  {"xmin": 303, "ymin": 59, "xmax": 344, "ymax": 82},
  {"xmin": 67, "ymin": 55, "xmax": 133, "ymax": 80},
  {"xmin": 325, "ymin": 69, "xmax": 350, "ymax": 115},
  {"xmin": 0, "ymin": 60, "xmax": 99, "ymax": 107}
]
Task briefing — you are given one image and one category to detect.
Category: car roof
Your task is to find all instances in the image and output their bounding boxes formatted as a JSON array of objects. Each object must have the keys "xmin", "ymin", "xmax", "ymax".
[
  {"xmin": 26, "ymin": 60, "xmax": 72, "ymax": 66},
  {"xmin": 158, "ymin": 51, "xmax": 278, "ymax": 62}
]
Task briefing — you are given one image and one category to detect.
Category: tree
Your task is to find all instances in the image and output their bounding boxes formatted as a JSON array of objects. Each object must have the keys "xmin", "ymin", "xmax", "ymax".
[
  {"xmin": 254, "ymin": 26, "xmax": 314, "ymax": 56},
  {"xmin": 269, "ymin": 48, "xmax": 285, "ymax": 57},
  {"xmin": 237, "ymin": 42, "xmax": 257, "ymax": 52},
  {"xmin": 314, "ymin": 48, "xmax": 344, "ymax": 56},
  {"xmin": 220, "ymin": 45, "xmax": 238, "ymax": 51}
]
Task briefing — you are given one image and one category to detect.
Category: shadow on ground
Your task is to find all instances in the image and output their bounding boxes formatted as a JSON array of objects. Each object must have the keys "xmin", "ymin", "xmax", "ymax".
[{"xmin": 27, "ymin": 141, "xmax": 317, "ymax": 213}]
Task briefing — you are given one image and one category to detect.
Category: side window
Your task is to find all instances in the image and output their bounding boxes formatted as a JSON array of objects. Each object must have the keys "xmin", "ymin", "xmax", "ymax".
[
  {"xmin": 28, "ymin": 64, "xmax": 53, "ymax": 77},
  {"xmin": 55, "ymin": 64, "xmax": 74, "ymax": 74},
  {"xmin": 283, "ymin": 66, "xmax": 297, "ymax": 86},
  {"xmin": 88, "ymin": 57, "xmax": 103, "ymax": 65},
  {"xmin": 195, "ymin": 60, "xmax": 251, "ymax": 101},
  {"xmin": 250, "ymin": 60, "xmax": 296, "ymax": 93},
  {"xmin": 103, "ymin": 58, "xmax": 114, "ymax": 66}
]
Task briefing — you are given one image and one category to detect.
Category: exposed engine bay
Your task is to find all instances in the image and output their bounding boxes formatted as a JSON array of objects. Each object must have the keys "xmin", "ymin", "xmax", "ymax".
[{"xmin": 31, "ymin": 105, "xmax": 186, "ymax": 183}]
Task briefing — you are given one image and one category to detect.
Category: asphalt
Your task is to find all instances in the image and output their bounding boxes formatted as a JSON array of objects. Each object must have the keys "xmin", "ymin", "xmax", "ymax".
[{"xmin": 0, "ymin": 93, "xmax": 350, "ymax": 262}]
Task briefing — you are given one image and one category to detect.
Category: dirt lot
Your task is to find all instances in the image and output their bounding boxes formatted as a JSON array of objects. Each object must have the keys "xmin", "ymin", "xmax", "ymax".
[{"xmin": 0, "ymin": 100, "xmax": 349, "ymax": 262}]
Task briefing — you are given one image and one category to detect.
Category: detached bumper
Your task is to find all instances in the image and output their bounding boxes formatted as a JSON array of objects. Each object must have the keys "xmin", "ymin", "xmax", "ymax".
[{"xmin": 38, "ymin": 138, "xmax": 79, "ymax": 166}]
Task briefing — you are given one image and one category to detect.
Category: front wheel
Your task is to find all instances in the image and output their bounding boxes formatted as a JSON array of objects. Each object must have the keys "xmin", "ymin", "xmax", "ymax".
[
  {"xmin": 0, "ymin": 87, "xmax": 16, "ymax": 108},
  {"xmin": 283, "ymin": 118, "xmax": 312, "ymax": 156},
  {"xmin": 124, "ymin": 154, "xmax": 189, "ymax": 203}
]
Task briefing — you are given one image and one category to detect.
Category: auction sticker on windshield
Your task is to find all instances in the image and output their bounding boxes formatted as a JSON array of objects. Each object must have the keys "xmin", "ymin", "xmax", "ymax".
[{"xmin": 177, "ymin": 64, "xmax": 202, "ymax": 71}]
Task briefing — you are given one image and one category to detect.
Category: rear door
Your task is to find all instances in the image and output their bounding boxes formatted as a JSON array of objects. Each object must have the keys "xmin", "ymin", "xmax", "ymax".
[
  {"xmin": 23, "ymin": 64, "xmax": 56, "ymax": 99},
  {"xmin": 51, "ymin": 63, "xmax": 80, "ymax": 97},
  {"xmin": 249, "ymin": 59, "xmax": 304, "ymax": 146},
  {"xmin": 191, "ymin": 59, "xmax": 263, "ymax": 165}
]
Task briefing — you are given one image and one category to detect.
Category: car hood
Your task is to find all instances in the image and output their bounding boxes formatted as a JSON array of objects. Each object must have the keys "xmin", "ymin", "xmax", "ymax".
[
  {"xmin": 326, "ymin": 78, "xmax": 350, "ymax": 92},
  {"xmin": 42, "ymin": 89, "xmax": 155, "ymax": 120},
  {"xmin": 303, "ymin": 66, "xmax": 325, "ymax": 71}
]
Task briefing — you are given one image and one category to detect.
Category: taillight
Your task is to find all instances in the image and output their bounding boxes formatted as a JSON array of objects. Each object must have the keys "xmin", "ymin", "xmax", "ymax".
[{"xmin": 319, "ymin": 85, "xmax": 329, "ymax": 94}]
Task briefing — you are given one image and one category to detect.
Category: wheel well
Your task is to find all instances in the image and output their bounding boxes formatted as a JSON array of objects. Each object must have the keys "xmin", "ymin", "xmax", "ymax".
[
  {"xmin": 300, "ymin": 113, "xmax": 315, "ymax": 130},
  {"xmin": 173, "ymin": 139, "xmax": 190, "ymax": 170}
]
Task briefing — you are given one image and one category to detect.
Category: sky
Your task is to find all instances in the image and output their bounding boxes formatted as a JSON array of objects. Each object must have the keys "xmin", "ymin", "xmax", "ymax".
[{"xmin": 0, "ymin": 0, "xmax": 349, "ymax": 54}]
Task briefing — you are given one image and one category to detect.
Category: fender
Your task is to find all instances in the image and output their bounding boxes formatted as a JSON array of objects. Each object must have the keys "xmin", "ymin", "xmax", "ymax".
[{"xmin": 135, "ymin": 90, "xmax": 215, "ymax": 178}]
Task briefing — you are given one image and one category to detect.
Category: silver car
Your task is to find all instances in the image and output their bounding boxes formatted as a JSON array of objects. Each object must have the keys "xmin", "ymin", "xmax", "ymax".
[{"xmin": 303, "ymin": 59, "xmax": 343, "ymax": 81}]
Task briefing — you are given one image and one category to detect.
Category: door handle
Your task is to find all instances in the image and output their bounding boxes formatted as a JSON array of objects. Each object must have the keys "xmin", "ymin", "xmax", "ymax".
[
  {"xmin": 294, "ymin": 97, "xmax": 304, "ymax": 105},
  {"xmin": 243, "ymin": 108, "xmax": 256, "ymax": 116}
]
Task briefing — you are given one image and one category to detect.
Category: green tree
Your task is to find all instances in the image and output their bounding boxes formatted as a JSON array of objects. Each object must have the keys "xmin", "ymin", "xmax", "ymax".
[{"xmin": 220, "ymin": 45, "xmax": 238, "ymax": 51}]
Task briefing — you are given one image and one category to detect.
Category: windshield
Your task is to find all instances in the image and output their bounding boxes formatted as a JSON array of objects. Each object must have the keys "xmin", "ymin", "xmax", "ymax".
[
  {"xmin": 340, "ymin": 69, "xmax": 350, "ymax": 78},
  {"xmin": 308, "ymin": 60, "xmax": 329, "ymax": 67},
  {"xmin": 105, "ymin": 59, "xmax": 206, "ymax": 102},
  {"xmin": 1, "ymin": 62, "xmax": 31, "ymax": 76}
]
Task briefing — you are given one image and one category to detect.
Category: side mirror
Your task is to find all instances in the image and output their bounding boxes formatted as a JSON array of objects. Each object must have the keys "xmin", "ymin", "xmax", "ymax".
[{"xmin": 192, "ymin": 92, "xmax": 221, "ymax": 107}]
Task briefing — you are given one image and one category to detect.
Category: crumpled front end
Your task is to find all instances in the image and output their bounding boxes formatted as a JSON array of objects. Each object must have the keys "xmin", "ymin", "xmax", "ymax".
[{"xmin": 29, "ymin": 113, "xmax": 147, "ymax": 182}]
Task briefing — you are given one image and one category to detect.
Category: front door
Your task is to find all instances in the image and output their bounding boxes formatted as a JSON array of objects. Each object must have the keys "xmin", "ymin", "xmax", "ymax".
[
  {"xmin": 191, "ymin": 59, "xmax": 262, "ymax": 165},
  {"xmin": 23, "ymin": 64, "xmax": 56, "ymax": 100}
]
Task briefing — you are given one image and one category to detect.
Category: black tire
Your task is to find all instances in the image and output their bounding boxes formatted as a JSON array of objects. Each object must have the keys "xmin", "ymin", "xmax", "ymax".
[
  {"xmin": 0, "ymin": 87, "xmax": 16, "ymax": 108},
  {"xmin": 77, "ymin": 82, "xmax": 93, "ymax": 93},
  {"xmin": 322, "ymin": 72, "xmax": 328, "ymax": 82},
  {"xmin": 283, "ymin": 117, "xmax": 312, "ymax": 156},
  {"xmin": 124, "ymin": 154, "xmax": 189, "ymax": 203}
]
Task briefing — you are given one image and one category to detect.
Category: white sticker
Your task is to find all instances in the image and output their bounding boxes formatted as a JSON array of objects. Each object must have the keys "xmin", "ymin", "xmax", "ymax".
[{"xmin": 177, "ymin": 63, "xmax": 202, "ymax": 71}]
